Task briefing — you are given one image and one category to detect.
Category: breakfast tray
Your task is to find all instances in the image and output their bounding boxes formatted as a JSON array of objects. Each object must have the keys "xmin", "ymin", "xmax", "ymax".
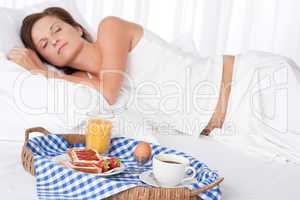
[{"xmin": 22, "ymin": 127, "xmax": 224, "ymax": 200}]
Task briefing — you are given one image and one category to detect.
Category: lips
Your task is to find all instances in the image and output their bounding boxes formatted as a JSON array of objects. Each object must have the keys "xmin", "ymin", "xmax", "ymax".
[{"xmin": 58, "ymin": 42, "xmax": 68, "ymax": 54}]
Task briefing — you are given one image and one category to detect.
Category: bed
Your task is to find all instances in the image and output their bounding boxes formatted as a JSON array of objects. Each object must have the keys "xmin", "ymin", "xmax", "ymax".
[
  {"xmin": 1, "ymin": 133, "xmax": 300, "ymax": 200},
  {"xmin": 1, "ymin": 1, "xmax": 300, "ymax": 200}
]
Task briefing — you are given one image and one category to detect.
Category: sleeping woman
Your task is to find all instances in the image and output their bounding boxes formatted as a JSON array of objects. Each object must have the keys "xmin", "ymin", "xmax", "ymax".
[{"xmin": 7, "ymin": 7, "xmax": 300, "ymax": 164}]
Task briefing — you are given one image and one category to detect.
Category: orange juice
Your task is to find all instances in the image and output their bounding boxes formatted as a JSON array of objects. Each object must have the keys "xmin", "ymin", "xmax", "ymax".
[{"xmin": 86, "ymin": 118, "xmax": 112, "ymax": 154}]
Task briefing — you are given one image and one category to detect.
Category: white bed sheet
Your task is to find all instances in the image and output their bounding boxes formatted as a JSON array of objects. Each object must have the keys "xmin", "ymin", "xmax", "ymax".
[
  {"xmin": 1, "ymin": 135, "xmax": 300, "ymax": 200},
  {"xmin": 0, "ymin": 140, "xmax": 36, "ymax": 200}
]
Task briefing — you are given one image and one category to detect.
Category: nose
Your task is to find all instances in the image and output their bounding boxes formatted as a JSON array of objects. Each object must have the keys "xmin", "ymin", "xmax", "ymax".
[{"xmin": 51, "ymin": 39, "xmax": 59, "ymax": 47}]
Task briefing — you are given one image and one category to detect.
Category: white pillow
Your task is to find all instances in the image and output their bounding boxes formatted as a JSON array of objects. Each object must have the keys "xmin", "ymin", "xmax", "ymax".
[
  {"xmin": 0, "ymin": 59, "xmax": 159, "ymax": 143},
  {"xmin": 0, "ymin": 59, "xmax": 103, "ymax": 139},
  {"xmin": 0, "ymin": 8, "xmax": 24, "ymax": 55}
]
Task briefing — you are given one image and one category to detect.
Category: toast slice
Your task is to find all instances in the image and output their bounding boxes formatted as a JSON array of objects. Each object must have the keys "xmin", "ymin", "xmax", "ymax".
[
  {"xmin": 67, "ymin": 148, "xmax": 101, "ymax": 163},
  {"xmin": 65, "ymin": 161, "xmax": 102, "ymax": 173}
]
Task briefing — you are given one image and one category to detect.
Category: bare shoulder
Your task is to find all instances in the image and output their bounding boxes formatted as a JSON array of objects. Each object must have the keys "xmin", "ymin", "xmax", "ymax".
[
  {"xmin": 96, "ymin": 16, "xmax": 143, "ymax": 52},
  {"xmin": 97, "ymin": 16, "xmax": 143, "ymax": 38}
]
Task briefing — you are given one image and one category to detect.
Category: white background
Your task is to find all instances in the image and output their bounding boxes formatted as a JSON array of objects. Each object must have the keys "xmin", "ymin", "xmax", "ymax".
[{"xmin": 1, "ymin": 0, "xmax": 300, "ymax": 63}]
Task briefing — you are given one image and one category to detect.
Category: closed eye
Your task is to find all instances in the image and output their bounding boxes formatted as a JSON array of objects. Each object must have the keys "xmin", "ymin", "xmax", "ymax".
[
  {"xmin": 53, "ymin": 26, "xmax": 61, "ymax": 34},
  {"xmin": 42, "ymin": 41, "xmax": 48, "ymax": 49}
]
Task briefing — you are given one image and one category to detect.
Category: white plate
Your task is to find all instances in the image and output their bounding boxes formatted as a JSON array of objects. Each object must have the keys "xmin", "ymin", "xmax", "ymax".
[
  {"xmin": 139, "ymin": 170, "xmax": 196, "ymax": 188},
  {"xmin": 51, "ymin": 153, "xmax": 126, "ymax": 177}
]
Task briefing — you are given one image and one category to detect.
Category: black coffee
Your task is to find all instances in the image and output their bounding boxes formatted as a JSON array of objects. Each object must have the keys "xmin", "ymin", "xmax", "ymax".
[{"xmin": 159, "ymin": 159, "xmax": 182, "ymax": 164}]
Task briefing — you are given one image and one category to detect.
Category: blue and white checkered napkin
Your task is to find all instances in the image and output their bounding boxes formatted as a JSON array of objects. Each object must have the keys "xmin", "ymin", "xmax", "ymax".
[{"xmin": 27, "ymin": 134, "xmax": 222, "ymax": 200}]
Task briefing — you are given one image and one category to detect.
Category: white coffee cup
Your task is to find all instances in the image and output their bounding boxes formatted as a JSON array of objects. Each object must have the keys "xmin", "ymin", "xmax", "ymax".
[{"xmin": 152, "ymin": 154, "xmax": 196, "ymax": 187}]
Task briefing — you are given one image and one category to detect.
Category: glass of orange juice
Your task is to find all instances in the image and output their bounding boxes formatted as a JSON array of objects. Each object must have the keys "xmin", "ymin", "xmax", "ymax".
[{"xmin": 85, "ymin": 117, "xmax": 112, "ymax": 154}]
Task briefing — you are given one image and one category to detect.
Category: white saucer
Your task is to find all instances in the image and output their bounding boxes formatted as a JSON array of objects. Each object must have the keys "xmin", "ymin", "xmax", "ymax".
[{"xmin": 139, "ymin": 170, "xmax": 196, "ymax": 188}]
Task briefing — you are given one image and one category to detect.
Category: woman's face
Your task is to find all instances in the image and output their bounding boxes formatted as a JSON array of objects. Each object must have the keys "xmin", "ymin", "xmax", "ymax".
[{"xmin": 31, "ymin": 15, "xmax": 84, "ymax": 67}]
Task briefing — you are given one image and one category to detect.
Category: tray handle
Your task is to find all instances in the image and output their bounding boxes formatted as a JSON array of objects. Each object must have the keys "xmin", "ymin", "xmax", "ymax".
[
  {"xmin": 25, "ymin": 127, "xmax": 51, "ymax": 142},
  {"xmin": 190, "ymin": 177, "xmax": 224, "ymax": 197}
]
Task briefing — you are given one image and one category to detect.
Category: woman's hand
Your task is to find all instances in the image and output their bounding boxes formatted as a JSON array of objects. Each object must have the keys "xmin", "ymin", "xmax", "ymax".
[
  {"xmin": 201, "ymin": 109, "xmax": 226, "ymax": 136},
  {"xmin": 7, "ymin": 47, "xmax": 47, "ymax": 76}
]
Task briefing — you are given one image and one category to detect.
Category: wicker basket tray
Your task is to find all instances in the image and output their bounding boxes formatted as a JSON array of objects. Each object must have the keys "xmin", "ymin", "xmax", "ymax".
[{"xmin": 22, "ymin": 127, "xmax": 224, "ymax": 200}]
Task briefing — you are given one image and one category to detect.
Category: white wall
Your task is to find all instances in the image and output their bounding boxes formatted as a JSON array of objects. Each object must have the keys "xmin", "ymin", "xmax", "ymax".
[{"xmin": 1, "ymin": 0, "xmax": 300, "ymax": 64}]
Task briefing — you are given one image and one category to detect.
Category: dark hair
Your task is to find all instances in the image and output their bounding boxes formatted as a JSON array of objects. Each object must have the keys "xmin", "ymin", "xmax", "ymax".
[{"xmin": 20, "ymin": 7, "xmax": 93, "ymax": 75}]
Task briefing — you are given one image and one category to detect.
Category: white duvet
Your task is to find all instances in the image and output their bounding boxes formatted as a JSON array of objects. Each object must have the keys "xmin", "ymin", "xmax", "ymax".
[
  {"xmin": 209, "ymin": 51, "xmax": 300, "ymax": 164},
  {"xmin": 124, "ymin": 34, "xmax": 300, "ymax": 165}
]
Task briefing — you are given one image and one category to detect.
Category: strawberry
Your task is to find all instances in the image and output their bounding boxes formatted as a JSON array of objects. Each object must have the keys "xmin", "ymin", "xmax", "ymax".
[
  {"xmin": 95, "ymin": 159, "xmax": 110, "ymax": 172},
  {"xmin": 108, "ymin": 158, "xmax": 121, "ymax": 169}
]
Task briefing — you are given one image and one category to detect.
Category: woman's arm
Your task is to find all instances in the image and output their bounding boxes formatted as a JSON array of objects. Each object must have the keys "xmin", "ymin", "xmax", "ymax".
[
  {"xmin": 7, "ymin": 47, "xmax": 46, "ymax": 73},
  {"xmin": 201, "ymin": 55, "xmax": 235, "ymax": 136},
  {"xmin": 95, "ymin": 16, "xmax": 142, "ymax": 105}
]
